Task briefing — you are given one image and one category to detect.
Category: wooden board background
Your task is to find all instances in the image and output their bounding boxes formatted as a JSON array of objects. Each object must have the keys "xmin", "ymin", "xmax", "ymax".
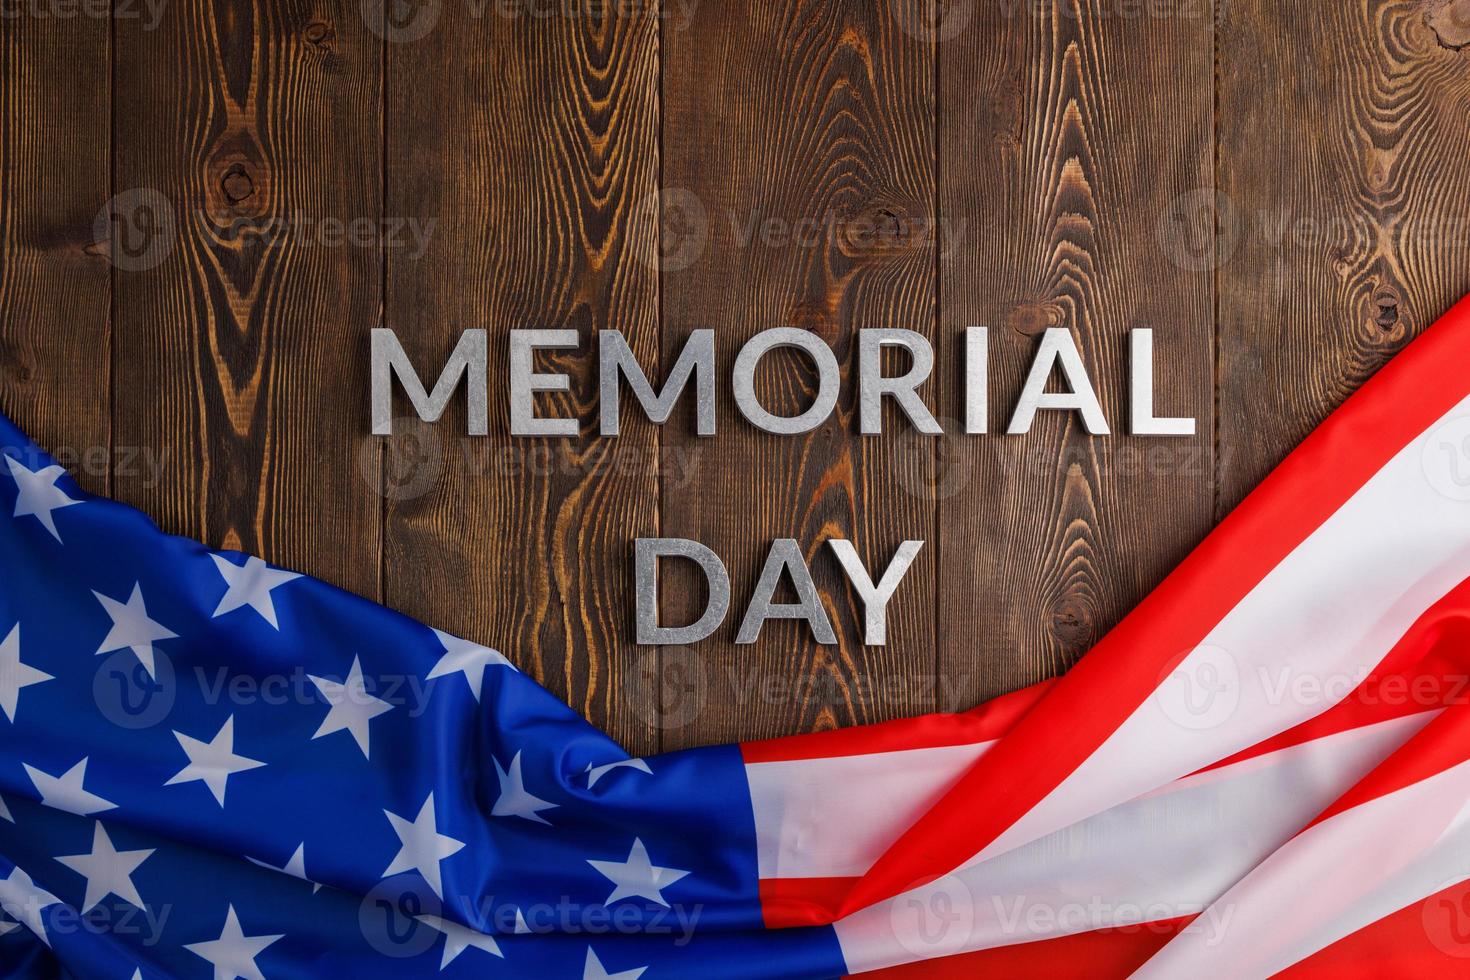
[{"xmin": 4, "ymin": 0, "xmax": 1470, "ymax": 757}]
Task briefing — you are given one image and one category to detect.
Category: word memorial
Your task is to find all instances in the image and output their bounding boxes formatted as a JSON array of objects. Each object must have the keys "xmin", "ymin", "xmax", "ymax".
[
  {"xmin": 370, "ymin": 326, "xmax": 1197, "ymax": 646},
  {"xmin": 370, "ymin": 326, "xmax": 1196, "ymax": 439}
]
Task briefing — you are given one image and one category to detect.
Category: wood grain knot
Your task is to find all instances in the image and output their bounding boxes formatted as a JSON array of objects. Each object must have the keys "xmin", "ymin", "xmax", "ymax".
[
  {"xmin": 304, "ymin": 20, "xmax": 335, "ymax": 50},
  {"xmin": 786, "ymin": 298, "xmax": 840, "ymax": 344},
  {"xmin": 221, "ymin": 164, "xmax": 256, "ymax": 205},
  {"xmin": 1371, "ymin": 284, "xmax": 1402, "ymax": 332},
  {"xmin": 0, "ymin": 337, "xmax": 33, "ymax": 384},
  {"xmin": 1006, "ymin": 301, "xmax": 1064, "ymax": 337},
  {"xmin": 1049, "ymin": 599, "xmax": 1095, "ymax": 651},
  {"xmin": 840, "ymin": 205, "xmax": 925, "ymax": 256},
  {"xmin": 1426, "ymin": 0, "xmax": 1470, "ymax": 50}
]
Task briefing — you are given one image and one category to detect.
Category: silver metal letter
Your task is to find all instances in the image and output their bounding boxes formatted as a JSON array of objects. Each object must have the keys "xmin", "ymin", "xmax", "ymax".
[
  {"xmin": 1007, "ymin": 327, "xmax": 1110, "ymax": 435},
  {"xmin": 509, "ymin": 329, "xmax": 580, "ymax": 437},
  {"xmin": 828, "ymin": 539, "xmax": 924, "ymax": 645},
  {"xmin": 858, "ymin": 329, "xmax": 941, "ymax": 435},
  {"xmin": 966, "ymin": 327, "xmax": 988, "ymax": 434},
  {"xmin": 600, "ymin": 329, "xmax": 716, "ymax": 436},
  {"xmin": 371, "ymin": 328, "xmax": 488, "ymax": 436},
  {"xmin": 732, "ymin": 328, "xmax": 840, "ymax": 435},
  {"xmin": 1130, "ymin": 329, "xmax": 1196, "ymax": 437},
  {"xmin": 634, "ymin": 538, "xmax": 731, "ymax": 645},
  {"xmin": 735, "ymin": 539, "xmax": 837, "ymax": 645}
]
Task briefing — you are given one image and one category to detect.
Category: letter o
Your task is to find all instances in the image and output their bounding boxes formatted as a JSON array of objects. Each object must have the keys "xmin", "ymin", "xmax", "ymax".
[{"xmin": 732, "ymin": 328, "xmax": 840, "ymax": 435}]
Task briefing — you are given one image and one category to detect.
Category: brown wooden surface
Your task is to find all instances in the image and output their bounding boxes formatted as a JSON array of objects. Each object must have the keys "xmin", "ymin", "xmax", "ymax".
[
  {"xmin": 383, "ymin": 3, "xmax": 661, "ymax": 750},
  {"xmin": 661, "ymin": 3, "xmax": 937, "ymax": 748},
  {"xmin": 112, "ymin": 0, "xmax": 383, "ymax": 599},
  {"xmin": 4, "ymin": 0, "xmax": 1470, "ymax": 756},
  {"xmin": 936, "ymin": 0, "xmax": 1216, "ymax": 707},
  {"xmin": 0, "ymin": 5, "xmax": 110, "ymax": 496}
]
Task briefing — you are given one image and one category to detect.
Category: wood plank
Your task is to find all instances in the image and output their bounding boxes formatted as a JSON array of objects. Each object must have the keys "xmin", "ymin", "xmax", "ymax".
[
  {"xmin": 112, "ymin": 0, "xmax": 382, "ymax": 598},
  {"xmin": 1218, "ymin": 0, "xmax": 1470, "ymax": 512},
  {"xmin": 382, "ymin": 6, "xmax": 661, "ymax": 752},
  {"xmin": 662, "ymin": 2, "xmax": 938, "ymax": 747},
  {"xmin": 0, "ymin": 12, "xmax": 110, "ymax": 492},
  {"xmin": 937, "ymin": 0, "xmax": 1217, "ymax": 705}
]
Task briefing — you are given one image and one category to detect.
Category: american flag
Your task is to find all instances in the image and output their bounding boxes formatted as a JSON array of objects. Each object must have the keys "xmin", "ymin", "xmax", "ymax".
[{"xmin": 7, "ymin": 299, "xmax": 1470, "ymax": 979}]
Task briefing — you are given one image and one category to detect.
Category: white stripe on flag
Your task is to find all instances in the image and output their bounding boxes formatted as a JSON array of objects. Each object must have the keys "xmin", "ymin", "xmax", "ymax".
[
  {"xmin": 969, "ymin": 395, "xmax": 1470, "ymax": 870},
  {"xmin": 833, "ymin": 713, "xmax": 1431, "ymax": 975},
  {"xmin": 1134, "ymin": 751, "xmax": 1470, "ymax": 978},
  {"xmin": 747, "ymin": 742, "xmax": 994, "ymax": 879}
]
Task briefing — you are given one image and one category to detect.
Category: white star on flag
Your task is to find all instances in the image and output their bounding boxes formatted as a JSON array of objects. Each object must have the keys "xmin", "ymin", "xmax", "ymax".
[
  {"xmin": 588, "ymin": 838, "xmax": 690, "ymax": 908},
  {"xmin": 0, "ymin": 916, "xmax": 16, "ymax": 936},
  {"xmin": 166, "ymin": 716, "xmax": 265, "ymax": 806},
  {"xmin": 415, "ymin": 914, "xmax": 503, "ymax": 968},
  {"xmin": 93, "ymin": 583, "xmax": 177, "ymax": 678},
  {"xmin": 308, "ymin": 656, "xmax": 394, "ymax": 758},
  {"xmin": 209, "ymin": 554, "xmax": 301, "ymax": 630},
  {"xmin": 514, "ymin": 907, "xmax": 531, "ymax": 934},
  {"xmin": 491, "ymin": 751, "xmax": 558, "ymax": 825},
  {"xmin": 0, "ymin": 794, "xmax": 10, "ymax": 822},
  {"xmin": 56, "ymin": 822, "xmax": 153, "ymax": 912},
  {"xmin": 427, "ymin": 628, "xmax": 514, "ymax": 701},
  {"xmin": 23, "ymin": 758, "xmax": 116, "ymax": 816},
  {"xmin": 382, "ymin": 793, "xmax": 464, "ymax": 899},
  {"xmin": 184, "ymin": 905, "xmax": 283, "ymax": 980},
  {"xmin": 0, "ymin": 866, "xmax": 61, "ymax": 946},
  {"xmin": 583, "ymin": 947, "xmax": 648, "ymax": 980},
  {"xmin": 0, "ymin": 624, "xmax": 52, "ymax": 723},
  {"xmin": 4, "ymin": 453, "xmax": 81, "ymax": 543},
  {"xmin": 585, "ymin": 758, "xmax": 653, "ymax": 789},
  {"xmin": 247, "ymin": 844, "xmax": 321, "ymax": 894}
]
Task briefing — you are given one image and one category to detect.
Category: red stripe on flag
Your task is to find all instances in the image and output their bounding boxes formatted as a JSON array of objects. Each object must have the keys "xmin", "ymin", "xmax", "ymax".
[
  {"xmin": 1194, "ymin": 574, "xmax": 1470, "ymax": 778},
  {"xmin": 1273, "ymin": 878, "xmax": 1470, "ymax": 978},
  {"xmin": 759, "ymin": 877, "xmax": 858, "ymax": 929},
  {"xmin": 841, "ymin": 296, "xmax": 1470, "ymax": 918}
]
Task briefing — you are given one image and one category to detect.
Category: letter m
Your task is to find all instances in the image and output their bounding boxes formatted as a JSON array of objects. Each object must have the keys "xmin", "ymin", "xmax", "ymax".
[{"xmin": 371, "ymin": 328, "xmax": 488, "ymax": 435}]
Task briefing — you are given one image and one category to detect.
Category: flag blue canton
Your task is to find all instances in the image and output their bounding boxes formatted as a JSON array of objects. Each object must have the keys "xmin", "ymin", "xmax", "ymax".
[{"xmin": 0, "ymin": 412, "xmax": 846, "ymax": 980}]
